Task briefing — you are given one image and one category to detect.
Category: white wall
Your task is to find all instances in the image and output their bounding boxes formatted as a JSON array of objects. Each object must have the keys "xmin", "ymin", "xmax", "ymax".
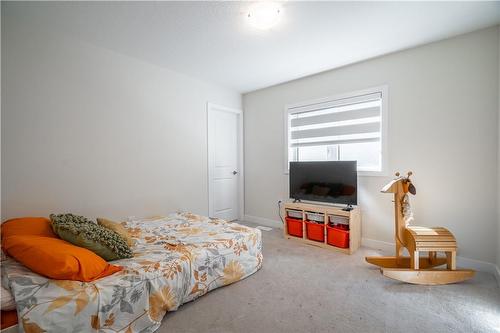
[
  {"xmin": 498, "ymin": 27, "xmax": 500, "ymax": 269},
  {"xmin": 1, "ymin": 5, "xmax": 241, "ymax": 220},
  {"xmin": 244, "ymin": 27, "xmax": 499, "ymax": 264}
]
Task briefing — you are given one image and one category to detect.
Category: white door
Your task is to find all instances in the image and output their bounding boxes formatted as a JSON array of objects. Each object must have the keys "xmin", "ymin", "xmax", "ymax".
[{"xmin": 208, "ymin": 103, "xmax": 242, "ymax": 221}]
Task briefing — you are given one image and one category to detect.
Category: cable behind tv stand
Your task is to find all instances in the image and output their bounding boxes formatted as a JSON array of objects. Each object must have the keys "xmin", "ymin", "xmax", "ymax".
[{"xmin": 281, "ymin": 201, "xmax": 361, "ymax": 254}]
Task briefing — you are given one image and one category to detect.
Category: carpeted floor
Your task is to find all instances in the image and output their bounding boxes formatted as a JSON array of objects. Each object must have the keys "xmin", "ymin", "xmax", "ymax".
[{"xmin": 159, "ymin": 222, "xmax": 500, "ymax": 333}]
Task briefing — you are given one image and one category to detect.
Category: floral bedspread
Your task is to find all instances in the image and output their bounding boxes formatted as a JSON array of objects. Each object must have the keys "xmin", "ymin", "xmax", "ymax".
[{"xmin": 2, "ymin": 212, "xmax": 263, "ymax": 332}]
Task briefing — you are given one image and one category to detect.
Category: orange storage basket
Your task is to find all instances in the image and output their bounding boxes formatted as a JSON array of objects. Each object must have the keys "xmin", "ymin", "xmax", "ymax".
[
  {"xmin": 286, "ymin": 217, "xmax": 303, "ymax": 238},
  {"xmin": 305, "ymin": 221, "xmax": 325, "ymax": 242},
  {"xmin": 327, "ymin": 225, "xmax": 349, "ymax": 248}
]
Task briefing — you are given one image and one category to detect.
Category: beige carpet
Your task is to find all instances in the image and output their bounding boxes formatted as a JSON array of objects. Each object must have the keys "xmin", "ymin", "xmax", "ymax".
[{"xmin": 159, "ymin": 222, "xmax": 500, "ymax": 333}]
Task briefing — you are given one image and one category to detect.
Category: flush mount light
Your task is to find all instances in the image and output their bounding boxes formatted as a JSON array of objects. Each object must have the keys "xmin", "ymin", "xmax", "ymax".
[{"xmin": 247, "ymin": 2, "xmax": 282, "ymax": 30}]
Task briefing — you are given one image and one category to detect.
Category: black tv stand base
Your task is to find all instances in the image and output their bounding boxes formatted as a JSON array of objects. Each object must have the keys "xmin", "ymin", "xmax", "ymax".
[{"xmin": 342, "ymin": 204, "xmax": 354, "ymax": 212}]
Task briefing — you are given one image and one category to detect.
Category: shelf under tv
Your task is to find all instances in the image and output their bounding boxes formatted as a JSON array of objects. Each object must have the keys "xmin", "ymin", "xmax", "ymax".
[{"xmin": 281, "ymin": 201, "xmax": 361, "ymax": 255}]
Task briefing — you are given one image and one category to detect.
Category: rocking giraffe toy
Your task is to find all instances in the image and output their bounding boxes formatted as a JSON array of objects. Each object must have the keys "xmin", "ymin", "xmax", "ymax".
[{"xmin": 365, "ymin": 172, "xmax": 475, "ymax": 285}]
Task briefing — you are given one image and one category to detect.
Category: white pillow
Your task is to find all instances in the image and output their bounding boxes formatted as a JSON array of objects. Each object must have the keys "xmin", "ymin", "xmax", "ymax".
[{"xmin": 1, "ymin": 285, "xmax": 15, "ymax": 311}]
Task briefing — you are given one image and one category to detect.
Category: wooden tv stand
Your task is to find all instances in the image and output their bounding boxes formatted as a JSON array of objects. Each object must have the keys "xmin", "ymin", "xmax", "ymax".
[{"xmin": 281, "ymin": 202, "xmax": 361, "ymax": 254}]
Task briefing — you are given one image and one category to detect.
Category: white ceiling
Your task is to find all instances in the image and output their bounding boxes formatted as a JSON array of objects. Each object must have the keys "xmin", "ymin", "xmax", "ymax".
[{"xmin": 9, "ymin": 1, "xmax": 500, "ymax": 93}]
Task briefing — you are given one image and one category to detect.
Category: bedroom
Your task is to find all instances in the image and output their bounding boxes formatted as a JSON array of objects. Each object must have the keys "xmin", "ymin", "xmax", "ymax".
[{"xmin": 1, "ymin": 1, "xmax": 500, "ymax": 332}]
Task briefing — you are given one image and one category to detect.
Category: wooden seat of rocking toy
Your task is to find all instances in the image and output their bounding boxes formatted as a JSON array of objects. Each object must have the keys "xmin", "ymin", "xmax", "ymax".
[
  {"xmin": 366, "ymin": 226, "xmax": 457, "ymax": 270},
  {"xmin": 405, "ymin": 226, "xmax": 457, "ymax": 252}
]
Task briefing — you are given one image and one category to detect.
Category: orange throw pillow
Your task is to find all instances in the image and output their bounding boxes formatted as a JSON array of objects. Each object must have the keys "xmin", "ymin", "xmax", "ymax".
[
  {"xmin": 1, "ymin": 217, "xmax": 56, "ymax": 239},
  {"xmin": 2, "ymin": 235, "xmax": 122, "ymax": 282}
]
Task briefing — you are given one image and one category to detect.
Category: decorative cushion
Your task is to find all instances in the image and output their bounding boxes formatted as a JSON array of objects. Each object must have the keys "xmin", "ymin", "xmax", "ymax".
[
  {"xmin": 97, "ymin": 218, "xmax": 135, "ymax": 247},
  {"xmin": 50, "ymin": 214, "xmax": 132, "ymax": 261},
  {"xmin": 1, "ymin": 217, "xmax": 56, "ymax": 240},
  {"xmin": 2, "ymin": 235, "xmax": 122, "ymax": 281}
]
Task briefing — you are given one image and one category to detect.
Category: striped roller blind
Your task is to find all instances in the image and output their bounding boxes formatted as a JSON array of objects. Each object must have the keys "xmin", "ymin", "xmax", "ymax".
[{"xmin": 288, "ymin": 92, "xmax": 382, "ymax": 148}]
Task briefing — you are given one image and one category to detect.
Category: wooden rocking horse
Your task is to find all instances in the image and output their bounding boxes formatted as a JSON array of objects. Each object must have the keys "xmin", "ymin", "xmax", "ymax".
[{"xmin": 365, "ymin": 172, "xmax": 475, "ymax": 285}]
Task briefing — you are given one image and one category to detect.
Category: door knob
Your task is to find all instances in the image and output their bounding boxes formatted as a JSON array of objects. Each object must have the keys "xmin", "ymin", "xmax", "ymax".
[{"xmin": 232, "ymin": 171, "xmax": 238, "ymax": 175}]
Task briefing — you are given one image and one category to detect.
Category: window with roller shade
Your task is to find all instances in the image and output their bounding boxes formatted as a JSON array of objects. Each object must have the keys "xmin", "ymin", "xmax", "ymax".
[{"xmin": 286, "ymin": 88, "xmax": 387, "ymax": 174}]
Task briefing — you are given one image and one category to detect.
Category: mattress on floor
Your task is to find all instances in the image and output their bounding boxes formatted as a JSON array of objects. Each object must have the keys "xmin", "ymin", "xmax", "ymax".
[{"xmin": 3, "ymin": 212, "xmax": 263, "ymax": 333}]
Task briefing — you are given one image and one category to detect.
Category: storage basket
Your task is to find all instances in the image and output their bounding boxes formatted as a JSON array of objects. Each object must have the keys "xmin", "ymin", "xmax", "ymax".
[
  {"xmin": 305, "ymin": 221, "xmax": 325, "ymax": 242},
  {"xmin": 305, "ymin": 212, "xmax": 325, "ymax": 223},
  {"xmin": 327, "ymin": 225, "xmax": 349, "ymax": 248},
  {"xmin": 286, "ymin": 209, "xmax": 303, "ymax": 219},
  {"xmin": 286, "ymin": 217, "xmax": 303, "ymax": 238},
  {"xmin": 328, "ymin": 214, "xmax": 349, "ymax": 226}
]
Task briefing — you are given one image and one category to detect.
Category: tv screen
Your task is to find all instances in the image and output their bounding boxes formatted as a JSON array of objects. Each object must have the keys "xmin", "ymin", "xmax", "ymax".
[{"xmin": 289, "ymin": 161, "xmax": 357, "ymax": 205}]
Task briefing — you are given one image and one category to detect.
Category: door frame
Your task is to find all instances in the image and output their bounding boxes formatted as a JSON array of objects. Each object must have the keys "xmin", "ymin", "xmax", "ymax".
[{"xmin": 207, "ymin": 102, "xmax": 244, "ymax": 220}]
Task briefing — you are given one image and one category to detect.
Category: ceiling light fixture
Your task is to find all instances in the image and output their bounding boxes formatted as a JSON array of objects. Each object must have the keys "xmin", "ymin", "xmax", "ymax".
[{"xmin": 247, "ymin": 2, "xmax": 282, "ymax": 30}]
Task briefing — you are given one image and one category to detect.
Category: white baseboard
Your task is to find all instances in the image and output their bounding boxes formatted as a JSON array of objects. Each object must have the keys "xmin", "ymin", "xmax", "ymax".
[
  {"xmin": 362, "ymin": 237, "xmax": 500, "ymax": 288},
  {"xmin": 495, "ymin": 264, "xmax": 500, "ymax": 289},
  {"xmin": 362, "ymin": 237, "xmax": 394, "ymax": 253},
  {"xmin": 243, "ymin": 214, "xmax": 283, "ymax": 229}
]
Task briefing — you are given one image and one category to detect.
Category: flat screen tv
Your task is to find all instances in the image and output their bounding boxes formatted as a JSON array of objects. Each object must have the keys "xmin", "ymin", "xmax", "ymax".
[{"xmin": 289, "ymin": 161, "xmax": 357, "ymax": 205}]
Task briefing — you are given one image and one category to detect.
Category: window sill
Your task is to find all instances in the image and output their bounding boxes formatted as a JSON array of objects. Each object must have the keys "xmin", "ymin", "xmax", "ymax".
[{"xmin": 357, "ymin": 170, "xmax": 388, "ymax": 177}]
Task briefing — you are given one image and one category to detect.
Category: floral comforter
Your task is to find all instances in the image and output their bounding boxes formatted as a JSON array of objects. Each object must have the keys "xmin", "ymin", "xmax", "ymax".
[{"xmin": 2, "ymin": 213, "xmax": 263, "ymax": 332}]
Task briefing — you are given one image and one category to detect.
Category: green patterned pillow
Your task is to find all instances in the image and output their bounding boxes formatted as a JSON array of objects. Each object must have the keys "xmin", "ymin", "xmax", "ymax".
[{"xmin": 50, "ymin": 213, "xmax": 133, "ymax": 261}]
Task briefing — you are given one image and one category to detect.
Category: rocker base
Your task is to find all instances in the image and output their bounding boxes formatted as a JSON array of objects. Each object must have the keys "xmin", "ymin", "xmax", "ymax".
[
  {"xmin": 365, "ymin": 256, "xmax": 447, "ymax": 269},
  {"xmin": 381, "ymin": 268, "xmax": 475, "ymax": 285}
]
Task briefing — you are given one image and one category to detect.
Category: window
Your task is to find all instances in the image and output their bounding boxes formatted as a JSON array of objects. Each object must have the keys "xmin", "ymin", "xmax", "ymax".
[{"xmin": 285, "ymin": 87, "xmax": 387, "ymax": 175}]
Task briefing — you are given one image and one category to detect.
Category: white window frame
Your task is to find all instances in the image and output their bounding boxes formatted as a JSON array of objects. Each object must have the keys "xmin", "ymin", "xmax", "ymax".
[{"xmin": 283, "ymin": 85, "xmax": 388, "ymax": 176}]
